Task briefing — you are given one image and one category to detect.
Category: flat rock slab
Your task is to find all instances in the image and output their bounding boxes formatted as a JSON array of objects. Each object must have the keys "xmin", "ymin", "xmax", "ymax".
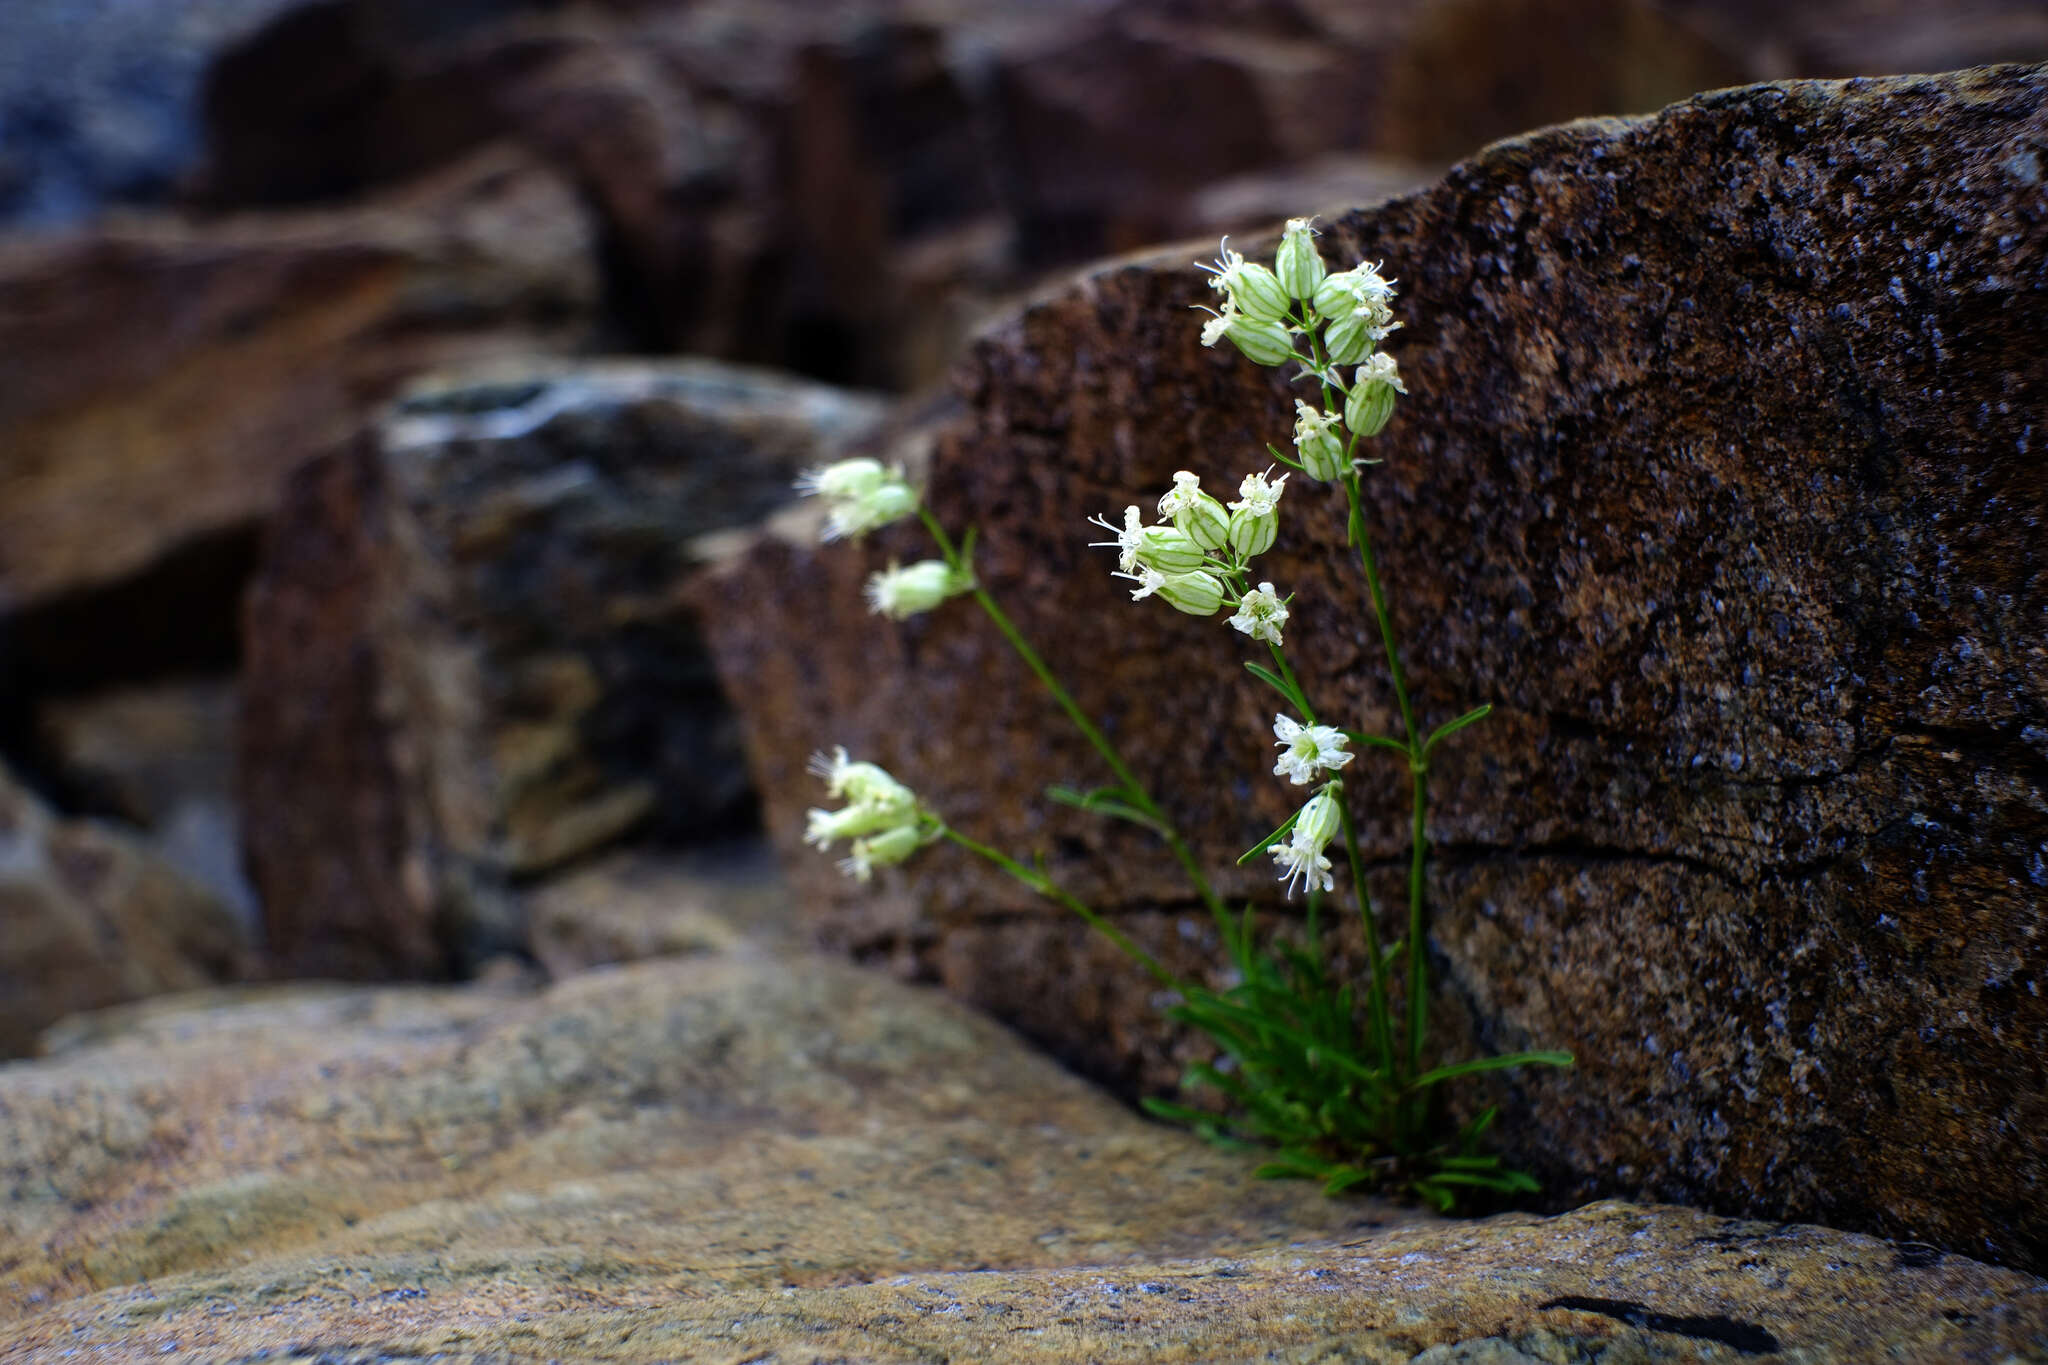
[{"xmin": 2, "ymin": 951, "xmax": 2044, "ymax": 1361}]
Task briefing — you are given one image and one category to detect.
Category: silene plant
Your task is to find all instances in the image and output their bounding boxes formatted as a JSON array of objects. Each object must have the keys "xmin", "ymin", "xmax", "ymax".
[{"xmin": 796, "ymin": 218, "xmax": 1571, "ymax": 1211}]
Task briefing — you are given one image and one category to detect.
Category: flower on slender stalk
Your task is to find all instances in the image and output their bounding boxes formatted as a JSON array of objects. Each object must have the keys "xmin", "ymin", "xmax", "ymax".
[
  {"xmin": 1344, "ymin": 351, "xmax": 1407, "ymax": 438},
  {"xmin": 1157, "ymin": 471, "xmax": 1230, "ymax": 551},
  {"xmin": 1320, "ymin": 261, "xmax": 1401, "ymax": 366},
  {"xmin": 1155, "ymin": 569, "xmax": 1227, "ymax": 616},
  {"xmin": 804, "ymin": 749, "xmax": 934, "ymax": 882},
  {"xmin": 1091, "ymin": 506, "xmax": 1205, "ymax": 576},
  {"xmin": 1292, "ymin": 401, "xmax": 1348, "ymax": 481},
  {"xmin": 1272, "ymin": 714, "xmax": 1354, "ymax": 785},
  {"xmin": 1271, "ymin": 781, "xmax": 1343, "ymax": 897},
  {"xmin": 1227, "ymin": 466, "xmax": 1286, "ymax": 557},
  {"xmin": 1201, "ymin": 307, "xmax": 1297, "ymax": 367},
  {"xmin": 865, "ymin": 560, "xmax": 971, "ymax": 620},
  {"xmin": 797, "ymin": 458, "xmax": 920, "ymax": 541},
  {"xmin": 1228, "ymin": 582, "xmax": 1289, "ymax": 645},
  {"xmin": 1274, "ymin": 217, "xmax": 1327, "ymax": 301}
]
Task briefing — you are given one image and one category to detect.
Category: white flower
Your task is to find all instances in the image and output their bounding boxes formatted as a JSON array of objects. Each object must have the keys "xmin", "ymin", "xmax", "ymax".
[
  {"xmin": 1157, "ymin": 470, "xmax": 1203, "ymax": 519},
  {"xmin": 1157, "ymin": 471, "xmax": 1229, "ymax": 551},
  {"xmin": 838, "ymin": 822, "xmax": 927, "ymax": 882},
  {"xmin": 1271, "ymin": 783, "xmax": 1343, "ymax": 898},
  {"xmin": 822, "ymin": 478, "xmax": 919, "ymax": 541},
  {"xmin": 1228, "ymin": 581, "xmax": 1289, "ymax": 645},
  {"xmin": 1271, "ymin": 714, "xmax": 1353, "ymax": 785},
  {"xmin": 1198, "ymin": 298, "xmax": 1238, "ymax": 348},
  {"xmin": 1271, "ymin": 840, "xmax": 1334, "ymax": 898},
  {"xmin": 1115, "ymin": 566, "xmax": 1167, "ymax": 601},
  {"xmin": 1230, "ymin": 467, "xmax": 1288, "ymax": 517},
  {"xmin": 865, "ymin": 560, "xmax": 968, "ymax": 619},
  {"xmin": 795, "ymin": 457, "xmax": 887, "ymax": 500},
  {"xmin": 807, "ymin": 747, "xmax": 914, "ymax": 809},
  {"xmin": 1088, "ymin": 505, "xmax": 1146, "ymax": 573}
]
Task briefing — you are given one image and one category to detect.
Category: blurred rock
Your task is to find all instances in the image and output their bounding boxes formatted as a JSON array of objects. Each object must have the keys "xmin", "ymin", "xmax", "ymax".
[
  {"xmin": 1189, "ymin": 152, "xmax": 1440, "ymax": 236},
  {"xmin": 695, "ymin": 67, "xmax": 2048, "ymax": 1268},
  {"xmin": 240, "ymin": 359, "xmax": 888, "ymax": 980},
  {"xmin": 35, "ymin": 679, "xmax": 259, "ymax": 928},
  {"xmin": 525, "ymin": 842, "xmax": 795, "ymax": 978},
  {"xmin": 5, "ymin": 952, "xmax": 2045, "ymax": 1359},
  {"xmin": 0, "ymin": 759, "xmax": 250, "ymax": 1059},
  {"xmin": 0, "ymin": 146, "xmax": 596, "ymax": 686}
]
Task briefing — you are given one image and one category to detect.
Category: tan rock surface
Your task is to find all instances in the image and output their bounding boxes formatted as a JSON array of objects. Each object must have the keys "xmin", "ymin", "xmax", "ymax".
[
  {"xmin": 694, "ymin": 66, "xmax": 2048, "ymax": 1268},
  {"xmin": 0, "ymin": 760, "xmax": 249, "ymax": 1059},
  {"xmin": 1, "ymin": 949, "xmax": 2043, "ymax": 1361}
]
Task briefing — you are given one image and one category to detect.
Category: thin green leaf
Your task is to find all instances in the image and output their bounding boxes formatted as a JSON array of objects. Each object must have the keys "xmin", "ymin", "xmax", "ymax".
[
  {"xmin": 1341, "ymin": 729, "xmax": 1411, "ymax": 755},
  {"xmin": 1244, "ymin": 661, "xmax": 1305, "ymax": 710},
  {"xmin": 1410, "ymin": 1050, "xmax": 1575, "ymax": 1089},
  {"xmin": 1424, "ymin": 703, "xmax": 1494, "ymax": 754},
  {"xmin": 1321, "ymin": 1167, "xmax": 1379, "ymax": 1197},
  {"xmin": 1236, "ymin": 808, "xmax": 1302, "ymax": 865}
]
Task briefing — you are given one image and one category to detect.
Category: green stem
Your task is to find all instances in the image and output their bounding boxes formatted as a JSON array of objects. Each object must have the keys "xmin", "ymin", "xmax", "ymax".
[
  {"xmin": 1267, "ymin": 643, "xmax": 1313, "ymax": 723},
  {"xmin": 918, "ymin": 506, "xmax": 1235, "ymax": 959},
  {"xmin": 1406, "ymin": 763, "xmax": 1429, "ymax": 1080},
  {"xmin": 1339, "ymin": 801, "xmax": 1394, "ymax": 1078},
  {"xmin": 940, "ymin": 827, "xmax": 1180, "ymax": 989}
]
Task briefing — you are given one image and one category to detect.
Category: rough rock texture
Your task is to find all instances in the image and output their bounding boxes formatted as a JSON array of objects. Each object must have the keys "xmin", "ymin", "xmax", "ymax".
[
  {"xmin": 0, "ymin": 146, "xmax": 594, "ymax": 625},
  {"xmin": 696, "ymin": 67, "xmax": 2048, "ymax": 1269},
  {"xmin": 239, "ymin": 360, "xmax": 887, "ymax": 980},
  {"xmin": 524, "ymin": 842, "xmax": 790, "ymax": 979},
  {"xmin": 0, "ymin": 760, "xmax": 249, "ymax": 1059},
  {"xmin": 2, "ymin": 948, "xmax": 2043, "ymax": 1362}
]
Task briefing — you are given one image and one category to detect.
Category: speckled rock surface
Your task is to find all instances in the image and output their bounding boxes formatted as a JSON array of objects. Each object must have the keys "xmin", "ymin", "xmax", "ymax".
[
  {"xmin": 2, "ymin": 947, "xmax": 2044, "ymax": 1362},
  {"xmin": 238, "ymin": 360, "xmax": 887, "ymax": 980},
  {"xmin": 695, "ymin": 66, "xmax": 2048, "ymax": 1269}
]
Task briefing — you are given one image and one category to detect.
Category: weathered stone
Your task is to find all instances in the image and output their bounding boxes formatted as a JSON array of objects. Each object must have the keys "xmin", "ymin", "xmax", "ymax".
[
  {"xmin": 0, "ymin": 760, "xmax": 250, "ymax": 1059},
  {"xmin": 239, "ymin": 359, "xmax": 888, "ymax": 980},
  {"xmin": 524, "ymin": 843, "xmax": 785, "ymax": 978},
  {"xmin": 2, "ymin": 949, "xmax": 2042, "ymax": 1361},
  {"xmin": 34, "ymin": 679, "xmax": 259, "ymax": 927},
  {"xmin": 0, "ymin": 145, "xmax": 595, "ymax": 627},
  {"xmin": 695, "ymin": 67, "xmax": 2048, "ymax": 1268}
]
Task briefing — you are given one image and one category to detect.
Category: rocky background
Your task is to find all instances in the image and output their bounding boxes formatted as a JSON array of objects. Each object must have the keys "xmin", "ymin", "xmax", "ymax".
[{"xmin": 3, "ymin": 2, "xmax": 2048, "ymax": 1355}]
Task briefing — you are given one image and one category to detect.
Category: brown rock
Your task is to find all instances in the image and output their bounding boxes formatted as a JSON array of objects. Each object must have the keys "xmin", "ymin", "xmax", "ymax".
[
  {"xmin": 695, "ymin": 67, "xmax": 2048, "ymax": 1268},
  {"xmin": 0, "ymin": 760, "xmax": 249, "ymax": 1059},
  {"xmin": 239, "ymin": 359, "xmax": 888, "ymax": 980},
  {"xmin": 0, "ymin": 951, "xmax": 2042, "ymax": 1359},
  {"xmin": 524, "ymin": 843, "xmax": 793, "ymax": 979},
  {"xmin": 0, "ymin": 146, "xmax": 595, "ymax": 627}
]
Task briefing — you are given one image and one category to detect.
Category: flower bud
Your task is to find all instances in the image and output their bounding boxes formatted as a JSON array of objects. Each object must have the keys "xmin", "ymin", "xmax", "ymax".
[
  {"xmin": 1223, "ymin": 314, "xmax": 1297, "ymax": 368},
  {"xmin": 1312, "ymin": 262, "xmax": 1394, "ymax": 320},
  {"xmin": 1322, "ymin": 309, "xmax": 1381, "ymax": 365},
  {"xmin": 1155, "ymin": 570, "xmax": 1226, "ymax": 617},
  {"xmin": 822, "ymin": 474, "xmax": 920, "ymax": 541},
  {"xmin": 865, "ymin": 560, "xmax": 971, "ymax": 620},
  {"xmin": 1344, "ymin": 352, "xmax": 1406, "ymax": 437},
  {"xmin": 1275, "ymin": 217, "xmax": 1327, "ymax": 301},
  {"xmin": 1228, "ymin": 261, "xmax": 1294, "ymax": 323},
  {"xmin": 1157, "ymin": 471, "xmax": 1229, "ymax": 551},
  {"xmin": 796, "ymin": 457, "xmax": 888, "ymax": 500},
  {"xmin": 1228, "ymin": 504, "xmax": 1276, "ymax": 558},
  {"xmin": 1295, "ymin": 783, "xmax": 1343, "ymax": 853},
  {"xmin": 1292, "ymin": 401, "xmax": 1348, "ymax": 481},
  {"xmin": 1133, "ymin": 525, "xmax": 1206, "ymax": 575},
  {"xmin": 855, "ymin": 821, "xmax": 926, "ymax": 869},
  {"xmin": 805, "ymin": 801, "xmax": 907, "ymax": 849}
]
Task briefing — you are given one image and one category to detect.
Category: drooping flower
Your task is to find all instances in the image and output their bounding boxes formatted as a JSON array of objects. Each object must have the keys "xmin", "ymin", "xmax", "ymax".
[
  {"xmin": 1228, "ymin": 582, "xmax": 1289, "ymax": 645},
  {"xmin": 1344, "ymin": 351, "xmax": 1407, "ymax": 438},
  {"xmin": 865, "ymin": 560, "xmax": 970, "ymax": 620},
  {"xmin": 799, "ymin": 459, "xmax": 920, "ymax": 541},
  {"xmin": 1271, "ymin": 714, "xmax": 1353, "ymax": 785},
  {"xmin": 1157, "ymin": 471, "xmax": 1230, "ymax": 551},
  {"xmin": 1155, "ymin": 569, "xmax": 1227, "ymax": 616},
  {"xmin": 1197, "ymin": 238, "xmax": 1293, "ymax": 321},
  {"xmin": 1226, "ymin": 467, "xmax": 1287, "ymax": 557},
  {"xmin": 1292, "ymin": 401, "xmax": 1348, "ymax": 481},
  {"xmin": 1271, "ymin": 782, "xmax": 1343, "ymax": 897}
]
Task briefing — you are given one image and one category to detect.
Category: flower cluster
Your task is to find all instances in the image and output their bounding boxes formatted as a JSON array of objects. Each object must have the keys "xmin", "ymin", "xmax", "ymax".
[
  {"xmin": 1088, "ymin": 467, "xmax": 1292, "ymax": 644},
  {"xmin": 1198, "ymin": 219, "xmax": 1406, "ymax": 483},
  {"xmin": 803, "ymin": 747, "xmax": 937, "ymax": 882},
  {"xmin": 796, "ymin": 458, "xmax": 919, "ymax": 542}
]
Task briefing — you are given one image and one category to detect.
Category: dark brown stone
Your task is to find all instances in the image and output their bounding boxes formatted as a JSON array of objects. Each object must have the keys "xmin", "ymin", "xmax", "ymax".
[
  {"xmin": 695, "ymin": 67, "xmax": 2048, "ymax": 1268},
  {"xmin": 240, "ymin": 360, "xmax": 888, "ymax": 980}
]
